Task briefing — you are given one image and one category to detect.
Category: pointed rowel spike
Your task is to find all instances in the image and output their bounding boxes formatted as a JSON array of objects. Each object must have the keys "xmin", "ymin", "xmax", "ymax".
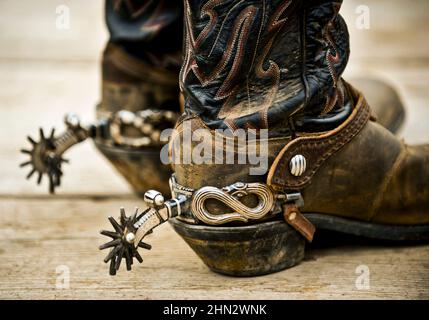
[
  {"xmin": 20, "ymin": 161, "xmax": 31, "ymax": 168},
  {"xmin": 37, "ymin": 172, "xmax": 43, "ymax": 185},
  {"xmin": 49, "ymin": 174, "xmax": 55, "ymax": 194},
  {"xmin": 120, "ymin": 207, "xmax": 126, "ymax": 224},
  {"xmin": 53, "ymin": 174, "xmax": 61, "ymax": 187},
  {"xmin": 50, "ymin": 128, "xmax": 55, "ymax": 138},
  {"xmin": 108, "ymin": 216, "xmax": 123, "ymax": 235},
  {"xmin": 130, "ymin": 210, "xmax": 138, "ymax": 225},
  {"xmin": 134, "ymin": 251, "xmax": 143, "ymax": 263},
  {"xmin": 39, "ymin": 128, "xmax": 45, "ymax": 140},
  {"xmin": 124, "ymin": 248, "xmax": 132, "ymax": 271},
  {"xmin": 115, "ymin": 247, "xmax": 125, "ymax": 271},
  {"xmin": 104, "ymin": 250, "xmax": 114, "ymax": 263},
  {"xmin": 109, "ymin": 258, "xmax": 117, "ymax": 276},
  {"xmin": 138, "ymin": 242, "xmax": 152, "ymax": 250},
  {"xmin": 27, "ymin": 136, "xmax": 36, "ymax": 145},
  {"xmin": 100, "ymin": 230, "xmax": 118, "ymax": 239},
  {"xmin": 103, "ymin": 245, "xmax": 121, "ymax": 263},
  {"xmin": 99, "ymin": 238, "xmax": 121, "ymax": 250},
  {"xmin": 26, "ymin": 169, "xmax": 36, "ymax": 179},
  {"xmin": 20, "ymin": 149, "xmax": 31, "ymax": 155},
  {"xmin": 129, "ymin": 248, "xmax": 134, "ymax": 265}
]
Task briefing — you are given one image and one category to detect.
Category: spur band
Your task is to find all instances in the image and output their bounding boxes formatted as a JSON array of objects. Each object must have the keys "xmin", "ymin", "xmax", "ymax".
[{"xmin": 169, "ymin": 175, "xmax": 303, "ymax": 226}]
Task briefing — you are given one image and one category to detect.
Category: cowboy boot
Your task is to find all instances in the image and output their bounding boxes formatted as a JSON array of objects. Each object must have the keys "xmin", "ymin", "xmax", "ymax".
[
  {"xmin": 170, "ymin": 0, "xmax": 429, "ymax": 276},
  {"xmin": 348, "ymin": 77, "xmax": 405, "ymax": 134},
  {"xmin": 98, "ymin": 0, "xmax": 429, "ymax": 276},
  {"xmin": 94, "ymin": 0, "xmax": 184, "ymax": 196},
  {"xmin": 20, "ymin": 0, "xmax": 182, "ymax": 195}
]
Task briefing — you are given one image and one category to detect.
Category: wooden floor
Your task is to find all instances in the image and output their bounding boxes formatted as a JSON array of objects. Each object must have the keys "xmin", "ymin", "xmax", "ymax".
[{"xmin": 0, "ymin": 0, "xmax": 429, "ymax": 299}]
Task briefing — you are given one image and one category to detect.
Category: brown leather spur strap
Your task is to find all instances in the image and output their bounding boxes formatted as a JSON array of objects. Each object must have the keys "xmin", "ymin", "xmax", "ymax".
[
  {"xmin": 267, "ymin": 89, "xmax": 371, "ymax": 191},
  {"xmin": 267, "ymin": 87, "xmax": 371, "ymax": 241}
]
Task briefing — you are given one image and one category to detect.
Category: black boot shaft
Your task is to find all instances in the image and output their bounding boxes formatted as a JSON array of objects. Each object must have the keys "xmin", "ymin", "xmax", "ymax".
[
  {"xmin": 106, "ymin": 0, "xmax": 183, "ymax": 68},
  {"xmin": 181, "ymin": 0, "xmax": 351, "ymax": 134}
]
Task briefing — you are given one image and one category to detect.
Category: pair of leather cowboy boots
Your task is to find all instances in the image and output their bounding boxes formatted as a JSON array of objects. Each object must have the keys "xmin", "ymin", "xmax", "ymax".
[{"xmin": 21, "ymin": 0, "xmax": 429, "ymax": 276}]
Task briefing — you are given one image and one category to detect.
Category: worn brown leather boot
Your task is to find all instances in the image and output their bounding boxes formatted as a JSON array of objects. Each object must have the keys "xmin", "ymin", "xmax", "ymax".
[
  {"xmin": 20, "ymin": 0, "xmax": 183, "ymax": 195},
  {"xmin": 98, "ymin": 0, "xmax": 429, "ymax": 277},
  {"xmin": 93, "ymin": 40, "xmax": 181, "ymax": 196},
  {"xmin": 170, "ymin": 0, "xmax": 429, "ymax": 276},
  {"xmin": 83, "ymin": 0, "xmax": 184, "ymax": 196}
]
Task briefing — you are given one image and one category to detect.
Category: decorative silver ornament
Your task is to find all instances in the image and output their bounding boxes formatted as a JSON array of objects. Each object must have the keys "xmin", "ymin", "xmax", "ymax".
[
  {"xmin": 191, "ymin": 182, "xmax": 275, "ymax": 225},
  {"xmin": 289, "ymin": 154, "xmax": 307, "ymax": 177},
  {"xmin": 144, "ymin": 190, "xmax": 165, "ymax": 208},
  {"xmin": 125, "ymin": 232, "xmax": 135, "ymax": 244}
]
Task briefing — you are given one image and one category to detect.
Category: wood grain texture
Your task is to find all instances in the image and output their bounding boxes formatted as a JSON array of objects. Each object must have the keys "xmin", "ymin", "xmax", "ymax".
[
  {"xmin": 0, "ymin": 198, "xmax": 428, "ymax": 300},
  {"xmin": 0, "ymin": 0, "xmax": 428, "ymax": 299}
]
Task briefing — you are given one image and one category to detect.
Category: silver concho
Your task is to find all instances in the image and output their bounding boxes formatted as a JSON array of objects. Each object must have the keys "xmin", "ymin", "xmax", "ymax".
[{"xmin": 289, "ymin": 154, "xmax": 307, "ymax": 177}]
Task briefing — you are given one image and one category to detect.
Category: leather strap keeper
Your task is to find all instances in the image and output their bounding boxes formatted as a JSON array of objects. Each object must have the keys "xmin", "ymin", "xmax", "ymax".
[{"xmin": 283, "ymin": 203, "xmax": 315, "ymax": 242}]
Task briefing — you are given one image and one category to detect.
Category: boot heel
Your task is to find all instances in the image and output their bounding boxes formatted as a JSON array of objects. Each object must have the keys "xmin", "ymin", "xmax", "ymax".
[{"xmin": 170, "ymin": 218, "xmax": 305, "ymax": 277}]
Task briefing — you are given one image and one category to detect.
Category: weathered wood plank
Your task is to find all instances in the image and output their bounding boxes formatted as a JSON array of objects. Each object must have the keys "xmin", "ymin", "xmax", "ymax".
[{"xmin": 0, "ymin": 198, "xmax": 428, "ymax": 300}]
